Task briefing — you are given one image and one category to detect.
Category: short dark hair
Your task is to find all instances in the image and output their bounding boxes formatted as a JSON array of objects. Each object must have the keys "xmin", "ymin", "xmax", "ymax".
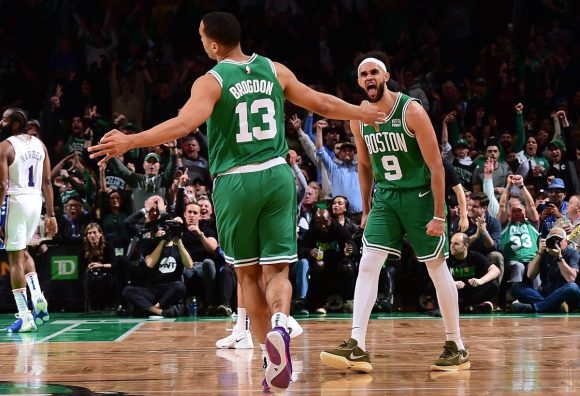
[
  {"xmin": 354, "ymin": 51, "xmax": 391, "ymax": 73},
  {"xmin": 202, "ymin": 12, "xmax": 241, "ymax": 48},
  {"xmin": 4, "ymin": 108, "xmax": 27, "ymax": 133},
  {"xmin": 486, "ymin": 136, "xmax": 499, "ymax": 150},
  {"xmin": 470, "ymin": 192, "xmax": 489, "ymax": 208}
]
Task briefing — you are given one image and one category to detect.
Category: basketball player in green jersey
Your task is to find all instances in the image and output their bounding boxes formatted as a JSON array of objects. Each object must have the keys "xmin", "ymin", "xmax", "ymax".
[
  {"xmin": 89, "ymin": 12, "xmax": 385, "ymax": 392},
  {"xmin": 321, "ymin": 52, "xmax": 469, "ymax": 373}
]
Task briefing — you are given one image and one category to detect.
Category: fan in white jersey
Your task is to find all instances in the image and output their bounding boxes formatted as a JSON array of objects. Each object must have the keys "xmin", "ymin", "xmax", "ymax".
[{"xmin": 0, "ymin": 108, "xmax": 58, "ymax": 333}]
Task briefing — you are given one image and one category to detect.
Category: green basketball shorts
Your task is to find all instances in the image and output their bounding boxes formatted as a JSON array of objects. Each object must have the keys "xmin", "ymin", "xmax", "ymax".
[
  {"xmin": 213, "ymin": 160, "xmax": 297, "ymax": 267},
  {"xmin": 362, "ymin": 186, "xmax": 448, "ymax": 262}
]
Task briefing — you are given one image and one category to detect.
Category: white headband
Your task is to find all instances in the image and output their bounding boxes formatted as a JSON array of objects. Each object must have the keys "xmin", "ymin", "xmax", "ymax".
[{"xmin": 357, "ymin": 57, "xmax": 387, "ymax": 75}]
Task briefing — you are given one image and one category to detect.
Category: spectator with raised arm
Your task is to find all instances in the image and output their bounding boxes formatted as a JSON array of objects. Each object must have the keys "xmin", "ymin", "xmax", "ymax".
[
  {"xmin": 316, "ymin": 122, "xmax": 362, "ymax": 214},
  {"xmin": 499, "ymin": 185, "xmax": 540, "ymax": 305},
  {"xmin": 293, "ymin": 116, "xmax": 334, "ymax": 200},
  {"xmin": 441, "ymin": 111, "xmax": 476, "ymax": 191},
  {"xmin": 108, "ymin": 142, "xmax": 177, "ymax": 211},
  {"xmin": 497, "ymin": 175, "xmax": 539, "ymax": 226},
  {"xmin": 545, "ymin": 111, "xmax": 579, "ymax": 197},
  {"xmin": 512, "ymin": 104, "xmax": 549, "ymax": 191},
  {"xmin": 482, "ymin": 158, "xmax": 500, "ymax": 217},
  {"xmin": 472, "ymin": 138, "xmax": 512, "ymax": 195}
]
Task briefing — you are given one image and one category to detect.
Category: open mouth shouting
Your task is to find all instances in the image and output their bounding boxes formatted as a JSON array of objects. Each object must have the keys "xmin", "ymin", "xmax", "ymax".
[
  {"xmin": 365, "ymin": 79, "xmax": 384, "ymax": 102},
  {"xmin": 366, "ymin": 81, "xmax": 378, "ymax": 97}
]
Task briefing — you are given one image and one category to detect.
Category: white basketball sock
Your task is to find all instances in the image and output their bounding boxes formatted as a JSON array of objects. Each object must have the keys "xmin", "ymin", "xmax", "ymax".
[
  {"xmin": 25, "ymin": 272, "xmax": 42, "ymax": 300},
  {"xmin": 12, "ymin": 288, "xmax": 28, "ymax": 314},
  {"xmin": 351, "ymin": 250, "xmax": 389, "ymax": 351},
  {"xmin": 235, "ymin": 307, "xmax": 248, "ymax": 332},
  {"xmin": 425, "ymin": 257, "xmax": 464, "ymax": 350},
  {"xmin": 271, "ymin": 312, "xmax": 288, "ymax": 331}
]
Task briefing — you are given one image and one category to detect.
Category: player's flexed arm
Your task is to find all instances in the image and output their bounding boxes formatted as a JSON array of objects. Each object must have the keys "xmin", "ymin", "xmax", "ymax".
[
  {"xmin": 406, "ymin": 101, "xmax": 446, "ymax": 237},
  {"xmin": 351, "ymin": 119, "xmax": 374, "ymax": 229}
]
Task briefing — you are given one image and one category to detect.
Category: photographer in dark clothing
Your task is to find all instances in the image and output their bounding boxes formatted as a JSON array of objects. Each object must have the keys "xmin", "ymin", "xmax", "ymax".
[
  {"xmin": 511, "ymin": 227, "xmax": 580, "ymax": 313},
  {"xmin": 121, "ymin": 219, "xmax": 193, "ymax": 317}
]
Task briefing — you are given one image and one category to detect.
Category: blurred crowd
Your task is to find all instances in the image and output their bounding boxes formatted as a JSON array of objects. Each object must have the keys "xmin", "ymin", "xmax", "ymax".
[{"xmin": 0, "ymin": 0, "xmax": 578, "ymax": 316}]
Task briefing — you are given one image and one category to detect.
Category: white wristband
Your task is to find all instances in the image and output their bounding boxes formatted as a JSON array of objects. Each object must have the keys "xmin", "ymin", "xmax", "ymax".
[{"xmin": 433, "ymin": 216, "xmax": 446, "ymax": 222}]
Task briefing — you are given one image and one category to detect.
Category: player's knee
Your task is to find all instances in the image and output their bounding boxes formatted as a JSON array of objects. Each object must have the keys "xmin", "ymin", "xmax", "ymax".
[
  {"xmin": 424, "ymin": 255, "xmax": 445, "ymax": 271},
  {"xmin": 359, "ymin": 250, "xmax": 389, "ymax": 275}
]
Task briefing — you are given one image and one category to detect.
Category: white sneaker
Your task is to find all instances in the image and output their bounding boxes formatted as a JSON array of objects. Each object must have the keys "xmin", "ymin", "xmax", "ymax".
[
  {"xmin": 5, "ymin": 311, "xmax": 37, "ymax": 333},
  {"xmin": 216, "ymin": 329, "xmax": 254, "ymax": 349},
  {"xmin": 32, "ymin": 294, "xmax": 49, "ymax": 325},
  {"xmin": 288, "ymin": 315, "xmax": 303, "ymax": 339}
]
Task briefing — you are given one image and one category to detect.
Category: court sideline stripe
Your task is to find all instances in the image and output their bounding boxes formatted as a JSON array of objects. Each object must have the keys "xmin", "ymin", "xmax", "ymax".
[
  {"xmin": 36, "ymin": 323, "xmax": 82, "ymax": 343},
  {"xmin": 115, "ymin": 322, "xmax": 145, "ymax": 342}
]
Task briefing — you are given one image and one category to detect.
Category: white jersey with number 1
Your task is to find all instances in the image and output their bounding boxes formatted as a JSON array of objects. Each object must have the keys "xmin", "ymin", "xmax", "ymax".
[
  {"xmin": 7, "ymin": 135, "xmax": 45, "ymax": 196},
  {"xmin": 4, "ymin": 134, "xmax": 45, "ymax": 251}
]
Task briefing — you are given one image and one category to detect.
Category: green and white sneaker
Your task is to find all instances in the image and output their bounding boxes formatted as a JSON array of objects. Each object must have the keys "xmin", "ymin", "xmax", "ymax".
[
  {"xmin": 320, "ymin": 338, "xmax": 372, "ymax": 373},
  {"xmin": 431, "ymin": 341, "xmax": 470, "ymax": 371}
]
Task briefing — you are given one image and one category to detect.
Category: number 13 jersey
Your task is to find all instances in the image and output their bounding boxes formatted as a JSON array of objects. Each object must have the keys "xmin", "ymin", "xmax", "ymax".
[
  {"xmin": 206, "ymin": 54, "xmax": 288, "ymax": 176},
  {"xmin": 7, "ymin": 135, "xmax": 45, "ymax": 196},
  {"xmin": 358, "ymin": 92, "xmax": 431, "ymax": 190}
]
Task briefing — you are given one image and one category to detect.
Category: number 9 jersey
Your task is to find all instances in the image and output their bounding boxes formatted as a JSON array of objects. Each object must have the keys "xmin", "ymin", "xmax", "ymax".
[
  {"xmin": 206, "ymin": 53, "xmax": 287, "ymax": 176},
  {"xmin": 7, "ymin": 135, "xmax": 45, "ymax": 195},
  {"xmin": 357, "ymin": 92, "xmax": 431, "ymax": 190}
]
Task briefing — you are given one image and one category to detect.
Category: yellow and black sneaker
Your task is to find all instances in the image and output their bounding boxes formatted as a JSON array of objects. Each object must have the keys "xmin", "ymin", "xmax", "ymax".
[
  {"xmin": 320, "ymin": 338, "xmax": 372, "ymax": 373},
  {"xmin": 431, "ymin": 341, "xmax": 470, "ymax": 371}
]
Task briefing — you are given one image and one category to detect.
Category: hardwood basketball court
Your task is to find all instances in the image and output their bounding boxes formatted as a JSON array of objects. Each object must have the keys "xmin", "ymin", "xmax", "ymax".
[{"xmin": 0, "ymin": 312, "xmax": 578, "ymax": 395}]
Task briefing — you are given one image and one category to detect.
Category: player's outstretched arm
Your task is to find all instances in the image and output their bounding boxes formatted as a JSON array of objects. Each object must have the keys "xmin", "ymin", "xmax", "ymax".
[
  {"xmin": 275, "ymin": 62, "xmax": 385, "ymax": 126},
  {"xmin": 88, "ymin": 74, "xmax": 221, "ymax": 165}
]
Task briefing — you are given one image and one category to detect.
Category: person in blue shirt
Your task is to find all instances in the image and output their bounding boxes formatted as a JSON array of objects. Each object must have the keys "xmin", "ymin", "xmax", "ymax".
[
  {"xmin": 539, "ymin": 177, "xmax": 568, "ymax": 237},
  {"xmin": 316, "ymin": 126, "xmax": 362, "ymax": 214}
]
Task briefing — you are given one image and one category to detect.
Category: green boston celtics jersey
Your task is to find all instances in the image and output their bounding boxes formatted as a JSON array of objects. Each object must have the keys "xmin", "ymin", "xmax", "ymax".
[
  {"xmin": 206, "ymin": 54, "xmax": 288, "ymax": 175},
  {"xmin": 500, "ymin": 221, "xmax": 539, "ymax": 263},
  {"xmin": 359, "ymin": 92, "xmax": 431, "ymax": 189}
]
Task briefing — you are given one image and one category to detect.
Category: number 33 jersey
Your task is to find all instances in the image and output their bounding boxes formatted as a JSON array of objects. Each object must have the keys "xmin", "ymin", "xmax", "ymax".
[
  {"xmin": 7, "ymin": 135, "xmax": 45, "ymax": 196},
  {"xmin": 206, "ymin": 54, "xmax": 287, "ymax": 176},
  {"xmin": 358, "ymin": 92, "xmax": 431, "ymax": 190}
]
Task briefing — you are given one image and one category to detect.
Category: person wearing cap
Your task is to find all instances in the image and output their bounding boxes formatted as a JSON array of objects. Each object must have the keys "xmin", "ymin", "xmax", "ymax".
[
  {"xmin": 545, "ymin": 110, "xmax": 579, "ymax": 197},
  {"xmin": 511, "ymin": 226, "xmax": 579, "ymax": 313},
  {"xmin": 315, "ymin": 123, "xmax": 362, "ymax": 214},
  {"xmin": 108, "ymin": 144, "xmax": 178, "ymax": 211},
  {"xmin": 539, "ymin": 177, "xmax": 569, "ymax": 237},
  {"xmin": 441, "ymin": 111, "xmax": 476, "ymax": 191}
]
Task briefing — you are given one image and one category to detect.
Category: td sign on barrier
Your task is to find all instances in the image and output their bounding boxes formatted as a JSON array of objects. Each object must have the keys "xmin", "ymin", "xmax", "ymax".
[{"xmin": 51, "ymin": 256, "xmax": 79, "ymax": 280}]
